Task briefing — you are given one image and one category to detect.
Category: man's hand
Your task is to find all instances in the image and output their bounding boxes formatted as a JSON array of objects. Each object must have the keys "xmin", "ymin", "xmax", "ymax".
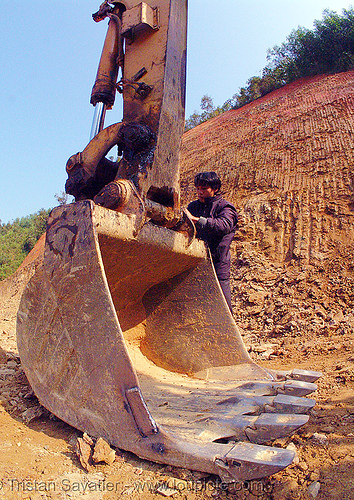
[{"xmin": 184, "ymin": 208, "xmax": 200, "ymax": 224}]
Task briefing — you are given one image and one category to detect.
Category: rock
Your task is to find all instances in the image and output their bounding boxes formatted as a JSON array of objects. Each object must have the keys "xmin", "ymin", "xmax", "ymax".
[
  {"xmin": 286, "ymin": 320, "xmax": 299, "ymax": 330},
  {"xmin": 156, "ymin": 484, "xmax": 178, "ymax": 497},
  {"xmin": 23, "ymin": 390, "xmax": 35, "ymax": 400},
  {"xmin": 333, "ymin": 310, "xmax": 345, "ymax": 323},
  {"xmin": 314, "ymin": 304, "xmax": 327, "ymax": 318},
  {"xmin": 311, "ymin": 433, "xmax": 328, "ymax": 446},
  {"xmin": 307, "ymin": 481, "xmax": 321, "ymax": 498},
  {"xmin": 273, "ymin": 437, "xmax": 288, "ymax": 447},
  {"xmin": 286, "ymin": 442, "xmax": 300, "ymax": 465},
  {"xmin": 241, "ymin": 333, "xmax": 258, "ymax": 346},
  {"xmin": 260, "ymin": 350, "xmax": 274, "ymax": 360},
  {"xmin": 68, "ymin": 432, "xmax": 81, "ymax": 447},
  {"xmin": 297, "ymin": 461, "xmax": 308, "ymax": 472},
  {"xmin": 253, "ymin": 343, "xmax": 278, "ymax": 353},
  {"xmin": 122, "ymin": 486, "xmax": 135, "ymax": 495},
  {"xmin": 248, "ymin": 291, "xmax": 267, "ymax": 305},
  {"xmin": 272, "ymin": 479, "xmax": 299, "ymax": 500},
  {"xmin": 308, "ymin": 470, "xmax": 320, "ymax": 482},
  {"xmin": 320, "ymin": 425, "xmax": 335, "ymax": 433},
  {"xmin": 92, "ymin": 437, "xmax": 116, "ymax": 465},
  {"xmin": 76, "ymin": 437, "xmax": 93, "ymax": 471},
  {"xmin": 83, "ymin": 432, "xmax": 94, "ymax": 447},
  {"xmin": 21, "ymin": 405, "xmax": 47, "ymax": 424}
]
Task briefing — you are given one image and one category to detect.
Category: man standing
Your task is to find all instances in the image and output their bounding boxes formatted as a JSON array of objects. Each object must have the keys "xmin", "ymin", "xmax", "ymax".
[{"xmin": 185, "ymin": 172, "xmax": 238, "ymax": 312}]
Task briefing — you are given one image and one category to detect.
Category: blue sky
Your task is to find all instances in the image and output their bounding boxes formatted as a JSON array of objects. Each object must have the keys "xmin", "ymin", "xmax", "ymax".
[{"xmin": 0, "ymin": 0, "xmax": 352, "ymax": 223}]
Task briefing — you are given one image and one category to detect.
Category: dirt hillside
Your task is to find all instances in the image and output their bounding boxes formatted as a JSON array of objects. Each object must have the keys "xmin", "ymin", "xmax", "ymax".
[
  {"xmin": 181, "ymin": 71, "xmax": 354, "ymax": 264},
  {"xmin": 0, "ymin": 72, "xmax": 353, "ymax": 499}
]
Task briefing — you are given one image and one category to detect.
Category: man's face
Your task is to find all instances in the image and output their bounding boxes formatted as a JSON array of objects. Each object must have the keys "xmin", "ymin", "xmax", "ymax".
[{"xmin": 196, "ymin": 184, "xmax": 216, "ymax": 202}]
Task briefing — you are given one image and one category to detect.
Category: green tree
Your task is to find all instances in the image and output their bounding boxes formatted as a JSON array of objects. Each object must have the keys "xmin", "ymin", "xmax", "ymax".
[
  {"xmin": 185, "ymin": 95, "xmax": 226, "ymax": 131},
  {"xmin": 0, "ymin": 209, "xmax": 51, "ymax": 280},
  {"xmin": 55, "ymin": 191, "xmax": 69, "ymax": 205},
  {"xmin": 200, "ymin": 95, "xmax": 214, "ymax": 114}
]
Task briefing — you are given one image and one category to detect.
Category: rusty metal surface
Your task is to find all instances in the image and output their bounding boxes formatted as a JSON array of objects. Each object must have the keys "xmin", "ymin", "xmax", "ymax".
[
  {"xmin": 65, "ymin": 122, "xmax": 123, "ymax": 199},
  {"xmin": 66, "ymin": 0, "xmax": 187, "ymax": 213},
  {"xmin": 90, "ymin": 3, "xmax": 124, "ymax": 108},
  {"xmin": 16, "ymin": 201, "xmax": 319, "ymax": 480},
  {"xmin": 17, "ymin": 0, "xmax": 321, "ymax": 482},
  {"xmin": 119, "ymin": 0, "xmax": 187, "ymax": 208},
  {"xmin": 121, "ymin": 2, "xmax": 159, "ymax": 37}
]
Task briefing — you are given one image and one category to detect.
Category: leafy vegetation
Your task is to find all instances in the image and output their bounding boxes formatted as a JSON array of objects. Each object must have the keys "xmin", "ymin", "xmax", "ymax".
[
  {"xmin": 185, "ymin": 8, "xmax": 354, "ymax": 130},
  {"xmin": 0, "ymin": 209, "xmax": 50, "ymax": 280},
  {"xmin": 185, "ymin": 95, "xmax": 234, "ymax": 131}
]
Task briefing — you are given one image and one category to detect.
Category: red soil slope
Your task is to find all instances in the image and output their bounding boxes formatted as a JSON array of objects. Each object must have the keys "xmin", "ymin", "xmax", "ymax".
[{"xmin": 180, "ymin": 71, "xmax": 354, "ymax": 264}]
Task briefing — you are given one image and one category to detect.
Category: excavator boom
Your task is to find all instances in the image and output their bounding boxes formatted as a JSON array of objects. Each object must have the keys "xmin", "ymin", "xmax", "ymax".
[
  {"xmin": 17, "ymin": 0, "xmax": 320, "ymax": 481},
  {"xmin": 66, "ymin": 0, "xmax": 186, "ymax": 213}
]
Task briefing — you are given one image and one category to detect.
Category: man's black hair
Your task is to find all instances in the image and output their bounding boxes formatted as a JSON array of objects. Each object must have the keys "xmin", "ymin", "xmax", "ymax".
[{"xmin": 194, "ymin": 172, "xmax": 221, "ymax": 192}]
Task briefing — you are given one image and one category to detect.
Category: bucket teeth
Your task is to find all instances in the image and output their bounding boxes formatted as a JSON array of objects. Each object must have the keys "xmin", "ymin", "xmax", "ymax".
[
  {"xmin": 269, "ymin": 394, "xmax": 316, "ymax": 414},
  {"xmin": 231, "ymin": 380, "xmax": 317, "ymax": 397},
  {"xmin": 267, "ymin": 368, "xmax": 322, "ymax": 383},
  {"xmin": 244, "ymin": 413, "xmax": 309, "ymax": 444},
  {"xmin": 216, "ymin": 393, "xmax": 315, "ymax": 415},
  {"xmin": 192, "ymin": 412, "xmax": 308, "ymax": 444},
  {"xmin": 288, "ymin": 369, "xmax": 322, "ymax": 383},
  {"xmin": 214, "ymin": 442, "xmax": 295, "ymax": 482},
  {"xmin": 282, "ymin": 380, "xmax": 317, "ymax": 397}
]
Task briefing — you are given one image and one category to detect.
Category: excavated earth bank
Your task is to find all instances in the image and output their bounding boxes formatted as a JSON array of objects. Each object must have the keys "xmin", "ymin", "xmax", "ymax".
[{"xmin": 0, "ymin": 72, "xmax": 353, "ymax": 499}]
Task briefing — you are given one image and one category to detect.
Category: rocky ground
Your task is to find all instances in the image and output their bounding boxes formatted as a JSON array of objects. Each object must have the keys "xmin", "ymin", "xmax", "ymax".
[
  {"xmin": 0, "ymin": 235, "xmax": 353, "ymax": 500},
  {"xmin": 230, "ymin": 239, "xmax": 354, "ymax": 500},
  {"xmin": 1, "ymin": 70, "xmax": 354, "ymax": 499}
]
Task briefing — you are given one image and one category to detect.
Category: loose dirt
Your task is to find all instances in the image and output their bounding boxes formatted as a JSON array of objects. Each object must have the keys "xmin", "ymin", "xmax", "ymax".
[{"xmin": 0, "ymin": 234, "xmax": 353, "ymax": 500}]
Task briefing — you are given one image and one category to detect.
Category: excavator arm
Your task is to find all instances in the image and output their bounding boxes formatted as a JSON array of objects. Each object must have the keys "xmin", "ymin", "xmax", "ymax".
[
  {"xmin": 17, "ymin": 0, "xmax": 321, "ymax": 481},
  {"xmin": 66, "ymin": 0, "xmax": 186, "ymax": 222}
]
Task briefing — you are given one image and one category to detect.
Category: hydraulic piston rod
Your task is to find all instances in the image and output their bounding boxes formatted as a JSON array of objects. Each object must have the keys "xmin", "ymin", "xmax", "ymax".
[
  {"xmin": 90, "ymin": 102, "xmax": 107, "ymax": 140},
  {"xmin": 89, "ymin": 2, "xmax": 124, "ymax": 139}
]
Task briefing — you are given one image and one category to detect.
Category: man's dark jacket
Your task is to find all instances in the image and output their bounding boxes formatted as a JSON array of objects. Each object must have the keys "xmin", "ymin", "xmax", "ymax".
[{"xmin": 187, "ymin": 195, "xmax": 238, "ymax": 280}]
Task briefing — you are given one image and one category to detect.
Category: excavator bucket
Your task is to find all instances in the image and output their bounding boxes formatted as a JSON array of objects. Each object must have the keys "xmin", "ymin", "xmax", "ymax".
[
  {"xmin": 17, "ymin": 201, "xmax": 320, "ymax": 481},
  {"xmin": 16, "ymin": 0, "xmax": 321, "ymax": 482}
]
